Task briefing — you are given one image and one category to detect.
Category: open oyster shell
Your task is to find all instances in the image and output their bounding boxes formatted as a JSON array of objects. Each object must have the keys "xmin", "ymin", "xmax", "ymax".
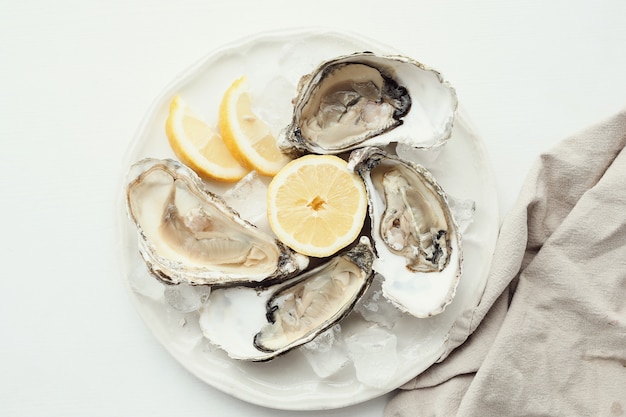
[
  {"xmin": 348, "ymin": 147, "xmax": 463, "ymax": 318},
  {"xmin": 125, "ymin": 158, "xmax": 308, "ymax": 287},
  {"xmin": 254, "ymin": 236, "xmax": 375, "ymax": 355},
  {"xmin": 200, "ymin": 237, "xmax": 375, "ymax": 361},
  {"xmin": 278, "ymin": 52, "xmax": 458, "ymax": 156}
]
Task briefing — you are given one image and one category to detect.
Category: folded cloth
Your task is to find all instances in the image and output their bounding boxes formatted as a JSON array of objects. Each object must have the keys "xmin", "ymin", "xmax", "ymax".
[{"xmin": 386, "ymin": 110, "xmax": 626, "ymax": 417}]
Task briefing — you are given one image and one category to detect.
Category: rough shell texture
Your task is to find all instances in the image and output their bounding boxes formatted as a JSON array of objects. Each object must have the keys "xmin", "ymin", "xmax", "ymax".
[
  {"xmin": 278, "ymin": 52, "xmax": 458, "ymax": 157},
  {"xmin": 125, "ymin": 158, "xmax": 308, "ymax": 287},
  {"xmin": 348, "ymin": 147, "xmax": 463, "ymax": 317},
  {"xmin": 200, "ymin": 237, "xmax": 375, "ymax": 361},
  {"xmin": 253, "ymin": 236, "xmax": 375, "ymax": 357}
]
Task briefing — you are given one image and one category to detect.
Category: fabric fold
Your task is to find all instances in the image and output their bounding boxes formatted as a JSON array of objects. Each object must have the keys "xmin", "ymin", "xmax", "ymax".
[{"xmin": 386, "ymin": 109, "xmax": 626, "ymax": 417}]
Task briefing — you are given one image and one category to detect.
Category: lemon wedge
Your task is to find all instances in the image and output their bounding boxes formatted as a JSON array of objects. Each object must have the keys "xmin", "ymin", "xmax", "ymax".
[
  {"xmin": 219, "ymin": 76, "xmax": 291, "ymax": 176},
  {"xmin": 267, "ymin": 155, "xmax": 368, "ymax": 257},
  {"xmin": 165, "ymin": 95, "xmax": 249, "ymax": 182}
]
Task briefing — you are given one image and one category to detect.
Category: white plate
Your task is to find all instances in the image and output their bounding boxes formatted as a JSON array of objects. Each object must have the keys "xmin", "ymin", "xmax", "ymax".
[{"xmin": 117, "ymin": 28, "xmax": 499, "ymax": 410}]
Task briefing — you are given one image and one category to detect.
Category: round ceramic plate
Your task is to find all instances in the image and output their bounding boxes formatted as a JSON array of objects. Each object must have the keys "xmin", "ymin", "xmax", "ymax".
[{"xmin": 117, "ymin": 28, "xmax": 499, "ymax": 410}]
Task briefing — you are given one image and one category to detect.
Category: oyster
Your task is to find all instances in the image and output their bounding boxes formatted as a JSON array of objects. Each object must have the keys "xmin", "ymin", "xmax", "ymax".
[
  {"xmin": 125, "ymin": 158, "xmax": 308, "ymax": 286},
  {"xmin": 349, "ymin": 147, "xmax": 462, "ymax": 317},
  {"xmin": 199, "ymin": 237, "xmax": 375, "ymax": 361},
  {"xmin": 279, "ymin": 52, "xmax": 457, "ymax": 156},
  {"xmin": 254, "ymin": 236, "xmax": 375, "ymax": 355}
]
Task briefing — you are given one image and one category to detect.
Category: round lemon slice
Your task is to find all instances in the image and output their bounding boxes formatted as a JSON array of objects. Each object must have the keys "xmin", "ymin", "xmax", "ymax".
[
  {"xmin": 165, "ymin": 95, "xmax": 249, "ymax": 182},
  {"xmin": 267, "ymin": 155, "xmax": 368, "ymax": 257},
  {"xmin": 219, "ymin": 76, "xmax": 291, "ymax": 176}
]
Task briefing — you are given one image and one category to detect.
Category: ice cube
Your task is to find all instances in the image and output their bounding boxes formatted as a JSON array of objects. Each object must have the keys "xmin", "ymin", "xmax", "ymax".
[
  {"xmin": 277, "ymin": 41, "xmax": 320, "ymax": 86},
  {"xmin": 345, "ymin": 326, "xmax": 399, "ymax": 388},
  {"xmin": 302, "ymin": 324, "xmax": 339, "ymax": 353},
  {"xmin": 127, "ymin": 259, "xmax": 164, "ymax": 301},
  {"xmin": 251, "ymin": 75, "xmax": 296, "ymax": 138},
  {"xmin": 164, "ymin": 283, "xmax": 211, "ymax": 313},
  {"xmin": 300, "ymin": 325, "xmax": 350, "ymax": 378},
  {"xmin": 355, "ymin": 274, "xmax": 403, "ymax": 329},
  {"xmin": 222, "ymin": 171, "xmax": 268, "ymax": 227},
  {"xmin": 163, "ymin": 307, "xmax": 205, "ymax": 352}
]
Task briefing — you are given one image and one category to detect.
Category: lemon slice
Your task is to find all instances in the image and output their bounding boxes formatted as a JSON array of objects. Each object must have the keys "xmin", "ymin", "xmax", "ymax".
[
  {"xmin": 219, "ymin": 76, "xmax": 291, "ymax": 176},
  {"xmin": 267, "ymin": 155, "xmax": 368, "ymax": 257},
  {"xmin": 165, "ymin": 95, "xmax": 249, "ymax": 182}
]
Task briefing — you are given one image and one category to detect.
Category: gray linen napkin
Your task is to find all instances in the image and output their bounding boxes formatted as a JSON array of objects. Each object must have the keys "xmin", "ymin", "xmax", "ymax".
[{"xmin": 386, "ymin": 110, "xmax": 626, "ymax": 416}]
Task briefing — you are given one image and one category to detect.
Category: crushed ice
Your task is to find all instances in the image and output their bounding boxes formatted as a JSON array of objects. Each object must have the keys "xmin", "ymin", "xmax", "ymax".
[
  {"xmin": 128, "ymin": 258, "xmax": 163, "ymax": 301},
  {"xmin": 298, "ymin": 276, "xmax": 412, "ymax": 384},
  {"xmin": 300, "ymin": 325, "xmax": 350, "ymax": 378},
  {"xmin": 345, "ymin": 325, "xmax": 399, "ymax": 388},
  {"xmin": 164, "ymin": 283, "xmax": 211, "ymax": 313},
  {"xmin": 223, "ymin": 171, "xmax": 269, "ymax": 229},
  {"xmin": 355, "ymin": 274, "xmax": 403, "ymax": 329},
  {"xmin": 251, "ymin": 75, "xmax": 295, "ymax": 138}
]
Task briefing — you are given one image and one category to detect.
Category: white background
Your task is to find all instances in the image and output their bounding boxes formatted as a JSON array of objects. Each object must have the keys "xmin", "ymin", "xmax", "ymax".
[{"xmin": 1, "ymin": 1, "xmax": 625, "ymax": 416}]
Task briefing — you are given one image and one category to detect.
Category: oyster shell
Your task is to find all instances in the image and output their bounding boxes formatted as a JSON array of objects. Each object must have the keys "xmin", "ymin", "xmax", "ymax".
[
  {"xmin": 279, "ymin": 52, "xmax": 457, "ymax": 156},
  {"xmin": 348, "ymin": 147, "xmax": 462, "ymax": 317},
  {"xmin": 125, "ymin": 158, "xmax": 308, "ymax": 286},
  {"xmin": 199, "ymin": 237, "xmax": 375, "ymax": 361},
  {"xmin": 254, "ymin": 236, "xmax": 375, "ymax": 356}
]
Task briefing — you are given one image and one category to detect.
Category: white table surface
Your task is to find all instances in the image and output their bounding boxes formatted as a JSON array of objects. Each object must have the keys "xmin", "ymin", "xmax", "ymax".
[{"xmin": 2, "ymin": 1, "xmax": 625, "ymax": 416}]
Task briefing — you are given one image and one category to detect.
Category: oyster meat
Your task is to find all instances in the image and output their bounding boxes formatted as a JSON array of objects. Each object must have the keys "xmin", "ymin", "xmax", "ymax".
[
  {"xmin": 125, "ymin": 158, "xmax": 308, "ymax": 286},
  {"xmin": 254, "ymin": 236, "xmax": 375, "ymax": 355},
  {"xmin": 349, "ymin": 147, "xmax": 462, "ymax": 317},
  {"xmin": 199, "ymin": 237, "xmax": 375, "ymax": 361},
  {"xmin": 279, "ymin": 52, "xmax": 457, "ymax": 156}
]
